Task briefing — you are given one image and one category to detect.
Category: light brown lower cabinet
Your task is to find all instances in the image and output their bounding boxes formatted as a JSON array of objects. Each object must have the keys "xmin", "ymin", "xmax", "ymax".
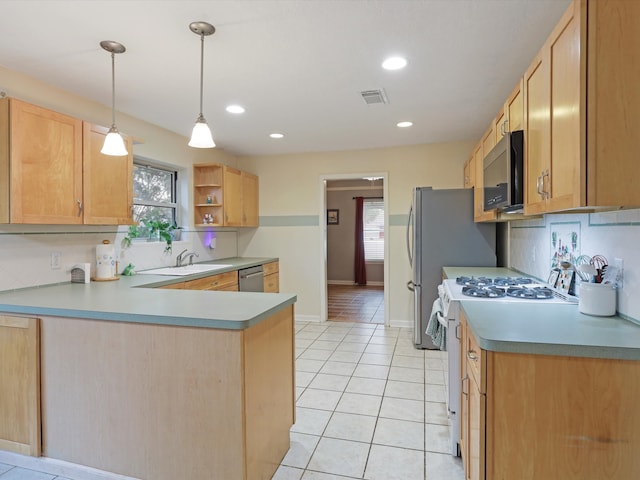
[
  {"xmin": 263, "ymin": 261, "xmax": 280, "ymax": 293},
  {"xmin": 0, "ymin": 315, "xmax": 40, "ymax": 456},
  {"xmin": 180, "ymin": 270, "xmax": 238, "ymax": 291},
  {"xmin": 461, "ymin": 312, "xmax": 640, "ymax": 479},
  {"xmin": 158, "ymin": 270, "xmax": 239, "ymax": 291},
  {"xmin": 38, "ymin": 305, "xmax": 294, "ymax": 480}
]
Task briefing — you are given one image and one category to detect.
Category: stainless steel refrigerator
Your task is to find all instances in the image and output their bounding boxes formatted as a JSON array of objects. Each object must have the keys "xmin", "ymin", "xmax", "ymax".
[{"xmin": 406, "ymin": 187, "xmax": 496, "ymax": 349}]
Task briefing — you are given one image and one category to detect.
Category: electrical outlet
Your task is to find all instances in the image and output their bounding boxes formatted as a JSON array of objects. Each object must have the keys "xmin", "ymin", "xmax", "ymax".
[
  {"xmin": 613, "ymin": 258, "xmax": 624, "ymax": 288},
  {"xmin": 50, "ymin": 252, "xmax": 61, "ymax": 270}
]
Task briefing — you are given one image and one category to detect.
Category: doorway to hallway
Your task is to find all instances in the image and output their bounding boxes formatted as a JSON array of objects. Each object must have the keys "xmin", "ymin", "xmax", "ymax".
[{"xmin": 320, "ymin": 174, "xmax": 389, "ymax": 325}]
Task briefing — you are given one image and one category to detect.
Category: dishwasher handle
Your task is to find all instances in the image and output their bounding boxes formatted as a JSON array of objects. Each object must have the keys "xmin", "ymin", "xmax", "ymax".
[{"xmin": 241, "ymin": 271, "xmax": 264, "ymax": 279}]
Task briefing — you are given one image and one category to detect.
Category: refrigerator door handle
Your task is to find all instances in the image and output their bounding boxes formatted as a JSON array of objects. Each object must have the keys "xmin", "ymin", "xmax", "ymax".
[
  {"xmin": 413, "ymin": 284, "xmax": 422, "ymax": 345},
  {"xmin": 406, "ymin": 203, "xmax": 413, "ymax": 267}
]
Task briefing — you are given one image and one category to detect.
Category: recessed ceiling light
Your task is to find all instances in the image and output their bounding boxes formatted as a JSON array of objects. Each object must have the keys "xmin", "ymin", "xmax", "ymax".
[
  {"xmin": 226, "ymin": 105, "xmax": 245, "ymax": 114},
  {"xmin": 397, "ymin": 121, "xmax": 413, "ymax": 128},
  {"xmin": 269, "ymin": 133, "xmax": 284, "ymax": 139},
  {"xmin": 382, "ymin": 56, "xmax": 407, "ymax": 70}
]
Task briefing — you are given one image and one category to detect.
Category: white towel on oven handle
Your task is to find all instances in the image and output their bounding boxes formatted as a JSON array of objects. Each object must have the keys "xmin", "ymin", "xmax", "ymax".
[{"xmin": 426, "ymin": 297, "xmax": 446, "ymax": 351}]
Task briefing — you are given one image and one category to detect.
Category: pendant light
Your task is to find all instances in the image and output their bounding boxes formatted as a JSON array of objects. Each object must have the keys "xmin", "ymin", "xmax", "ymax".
[
  {"xmin": 100, "ymin": 40, "xmax": 128, "ymax": 156},
  {"xmin": 188, "ymin": 21, "xmax": 216, "ymax": 148}
]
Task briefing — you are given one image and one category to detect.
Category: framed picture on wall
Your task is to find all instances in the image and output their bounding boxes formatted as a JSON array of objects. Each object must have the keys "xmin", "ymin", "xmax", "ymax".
[{"xmin": 327, "ymin": 209, "xmax": 339, "ymax": 225}]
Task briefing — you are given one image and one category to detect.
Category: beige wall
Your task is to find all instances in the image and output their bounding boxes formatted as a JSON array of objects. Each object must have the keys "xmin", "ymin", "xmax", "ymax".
[
  {"xmin": 0, "ymin": 66, "xmax": 240, "ymax": 291},
  {"xmin": 237, "ymin": 142, "xmax": 474, "ymax": 324},
  {"xmin": 1, "ymin": 65, "xmax": 477, "ymax": 324}
]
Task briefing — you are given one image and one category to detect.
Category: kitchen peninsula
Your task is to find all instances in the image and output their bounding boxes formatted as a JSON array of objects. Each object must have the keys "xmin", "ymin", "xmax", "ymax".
[{"xmin": 0, "ymin": 261, "xmax": 296, "ymax": 480}]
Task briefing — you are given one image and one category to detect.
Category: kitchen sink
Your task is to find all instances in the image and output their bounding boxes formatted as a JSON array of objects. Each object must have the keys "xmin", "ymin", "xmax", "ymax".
[{"xmin": 137, "ymin": 264, "xmax": 233, "ymax": 276}]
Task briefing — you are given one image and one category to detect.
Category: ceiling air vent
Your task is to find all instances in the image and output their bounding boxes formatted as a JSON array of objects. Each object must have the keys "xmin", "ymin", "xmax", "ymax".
[{"xmin": 360, "ymin": 89, "xmax": 388, "ymax": 105}]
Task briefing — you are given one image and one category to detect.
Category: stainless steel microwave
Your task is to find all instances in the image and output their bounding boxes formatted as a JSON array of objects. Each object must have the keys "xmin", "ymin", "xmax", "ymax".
[{"xmin": 483, "ymin": 130, "xmax": 524, "ymax": 213}]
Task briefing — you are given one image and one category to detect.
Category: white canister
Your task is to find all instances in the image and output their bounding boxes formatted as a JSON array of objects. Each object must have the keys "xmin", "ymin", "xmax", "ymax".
[
  {"xmin": 95, "ymin": 240, "xmax": 116, "ymax": 279},
  {"xmin": 578, "ymin": 283, "xmax": 616, "ymax": 316}
]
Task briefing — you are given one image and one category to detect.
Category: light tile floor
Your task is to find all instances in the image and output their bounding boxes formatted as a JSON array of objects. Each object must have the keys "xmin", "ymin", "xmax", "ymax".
[
  {"xmin": 0, "ymin": 464, "xmax": 70, "ymax": 480},
  {"xmin": 274, "ymin": 320, "xmax": 465, "ymax": 480},
  {"xmin": 0, "ymin": 321, "xmax": 464, "ymax": 480}
]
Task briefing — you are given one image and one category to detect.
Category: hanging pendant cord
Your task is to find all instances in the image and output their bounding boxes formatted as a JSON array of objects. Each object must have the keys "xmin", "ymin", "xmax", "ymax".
[
  {"xmin": 198, "ymin": 32, "xmax": 205, "ymax": 117},
  {"xmin": 110, "ymin": 51, "xmax": 116, "ymax": 127}
]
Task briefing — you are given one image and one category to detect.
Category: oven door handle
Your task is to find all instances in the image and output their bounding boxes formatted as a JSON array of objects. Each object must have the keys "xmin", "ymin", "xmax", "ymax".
[{"xmin": 447, "ymin": 318, "xmax": 460, "ymax": 339}]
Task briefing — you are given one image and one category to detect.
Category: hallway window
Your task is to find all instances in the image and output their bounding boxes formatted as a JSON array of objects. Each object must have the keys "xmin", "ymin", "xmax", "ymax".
[{"xmin": 363, "ymin": 199, "xmax": 384, "ymax": 261}]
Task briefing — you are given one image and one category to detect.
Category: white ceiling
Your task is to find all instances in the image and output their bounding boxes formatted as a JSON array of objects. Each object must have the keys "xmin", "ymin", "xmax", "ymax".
[{"xmin": 0, "ymin": 0, "xmax": 570, "ymax": 157}]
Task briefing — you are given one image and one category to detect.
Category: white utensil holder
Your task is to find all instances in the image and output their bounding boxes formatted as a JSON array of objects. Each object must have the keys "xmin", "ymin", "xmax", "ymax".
[{"xmin": 578, "ymin": 283, "xmax": 616, "ymax": 316}]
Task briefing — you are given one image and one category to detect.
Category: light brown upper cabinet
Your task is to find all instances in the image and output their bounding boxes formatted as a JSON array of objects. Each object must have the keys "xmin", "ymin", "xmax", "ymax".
[
  {"xmin": 474, "ymin": 129, "xmax": 497, "ymax": 222},
  {"xmin": 463, "ymin": 154, "xmax": 474, "ymax": 189},
  {"xmin": 494, "ymin": 80, "xmax": 524, "ymax": 145},
  {"xmin": 0, "ymin": 98, "xmax": 133, "ymax": 225},
  {"xmin": 193, "ymin": 163, "xmax": 224, "ymax": 226},
  {"xmin": 2, "ymin": 98, "xmax": 83, "ymax": 224},
  {"xmin": 241, "ymin": 171, "xmax": 259, "ymax": 227},
  {"xmin": 223, "ymin": 166, "xmax": 243, "ymax": 227},
  {"xmin": 82, "ymin": 122, "xmax": 133, "ymax": 225},
  {"xmin": 193, "ymin": 163, "xmax": 259, "ymax": 227},
  {"xmin": 524, "ymin": 0, "xmax": 640, "ymax": 215},
  {"xmin": 505, "ymin": 80, "xmax": 524, "ymax": 133}
]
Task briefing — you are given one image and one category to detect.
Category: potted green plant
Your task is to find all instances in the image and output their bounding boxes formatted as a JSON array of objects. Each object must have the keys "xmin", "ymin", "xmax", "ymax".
[{"xmin": 122, "ymin": 217, "xmax": 176, "ymax": 253}]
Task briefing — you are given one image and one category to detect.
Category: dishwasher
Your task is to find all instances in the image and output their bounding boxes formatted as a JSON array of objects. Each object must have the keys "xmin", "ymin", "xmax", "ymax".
[{"xmin": 238, "ymin": 265, "xmax": 264, "ymax": 292}]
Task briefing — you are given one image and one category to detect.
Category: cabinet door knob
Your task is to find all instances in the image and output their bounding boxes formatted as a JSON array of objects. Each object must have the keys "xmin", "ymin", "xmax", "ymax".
[
  {"xmin": 77, "ymin": 200, "xmax": 83, "ymax": 216},
  {"xmin": 467, "ymin": 350, "xmax": 478, "ymax": 362}
]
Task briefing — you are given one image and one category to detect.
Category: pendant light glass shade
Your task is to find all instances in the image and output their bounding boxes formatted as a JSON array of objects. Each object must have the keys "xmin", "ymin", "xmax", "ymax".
[
  {"xmin": 100, "ymin": 40, "xmax": 128, "ymax": 156},
  {"xmin": 189, "ymin": 114, "xmax": 215, "ymax": 148},
  {"xmin": 101, "ymin": 125, "xmax": 129, "ymax": 156},
  {"xmin": 189, "ymin": 21, "xmax": 216, "ymax": 149}
]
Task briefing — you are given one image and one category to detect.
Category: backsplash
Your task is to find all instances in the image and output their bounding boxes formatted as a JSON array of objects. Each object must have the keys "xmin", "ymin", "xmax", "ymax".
[
  {"xmin": 510, "ymin": 208, "xmax": 640, "ymax": 320},
  {"xmin": 0, "ymin": 226, "xmax": 238, "ymax": 292}
]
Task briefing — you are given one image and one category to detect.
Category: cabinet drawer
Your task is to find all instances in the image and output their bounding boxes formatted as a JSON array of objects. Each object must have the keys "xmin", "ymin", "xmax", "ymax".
[
  {"xmin": 159, "ymin": 282, "xmax": 185, "ymax": 290},
  {"xmin": 466, "ymin": 327, "xmax": 486, "ymax": 393},
  {"xmin": 218, "ymin": 284, "xmax": 239, "ymax": 292},
  {"xmin": 262, "ymin": 261, "xmax": 279, "ymax": 276},
  {"xmin": 182, "ymin": 271, "xmax": 238, "ymax": 291},
  {"xmin": 264, "ymin": 273, "xmax": 279, "ymax": 293}
]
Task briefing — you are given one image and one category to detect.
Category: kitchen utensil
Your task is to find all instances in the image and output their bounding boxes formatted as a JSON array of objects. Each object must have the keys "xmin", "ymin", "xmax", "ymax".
[
  {"xmin": 579, "ymin": 282, "xmax": 616, "ymax": 316},
  {"xmin": 590, "ymin": 255, "xmax": 608, "ymax": 283},
  {"xmin": 601, "ymin": 265, "xmax": 619, "ymax": 285},
  {"xmin": 576, "ymin": 264, "xmax": 597, "ymax": 282},
  {"xmin": 575, "ymin": 255, "xmax": 591, "ymax": 265}
]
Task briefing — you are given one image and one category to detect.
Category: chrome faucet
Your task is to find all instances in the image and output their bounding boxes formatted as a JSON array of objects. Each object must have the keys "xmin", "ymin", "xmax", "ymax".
[
  {"xmin": 176, "ymin": 249, "xmax": 199, "ymax": 267},
  {"xmin": 183, "ymin": 252, "xmax": 199, "ymax": 266},
  {"xmin": 175, "ymin": 249, "xmax": 188, "ymax": 267}
]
